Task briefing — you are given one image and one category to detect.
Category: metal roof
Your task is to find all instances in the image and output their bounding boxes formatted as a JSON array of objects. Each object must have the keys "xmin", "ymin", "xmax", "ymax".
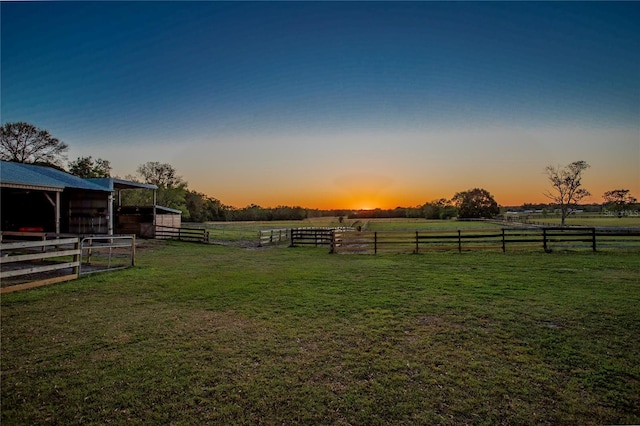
[
  {"xmin": 88, "ymin": 177, "xmax": 157, "ymax": 191},
  {"xmin": 156, "ymin": 205, "xmax": 182, "ymax": 215},
  {"xmin": 0, "ymin": 160, "xmax": 111, "ymax": 192}
]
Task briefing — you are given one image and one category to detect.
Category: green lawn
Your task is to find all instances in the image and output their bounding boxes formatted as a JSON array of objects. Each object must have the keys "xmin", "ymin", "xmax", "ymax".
[{"xmin": 2, "ymin": 242, "xmax": 639, "ymax": 425}]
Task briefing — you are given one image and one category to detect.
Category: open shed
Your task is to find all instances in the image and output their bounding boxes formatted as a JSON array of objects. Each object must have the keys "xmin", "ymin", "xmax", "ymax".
[
  {"xmin": 1, "ymin": 161, "xmax": 112, "ymax": 235},
  {"xmin": 1, "ymin": 161, "xmax": 170, "ymax": 238}
]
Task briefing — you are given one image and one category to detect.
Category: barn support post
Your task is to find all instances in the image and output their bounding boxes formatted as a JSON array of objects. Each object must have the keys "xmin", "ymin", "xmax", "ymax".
[
  {"xmin": 55, "ymin": 192, "xmax": 60, "ymax": 236},
  {"xmin": 107, "ymin": 193, "xmax": 114, "ymax": 235},
  {"xmin": 152, "ymin": 190, "xmax": 157, "ymax": 226},
  {"xmin": 43, "ymin": 192, "xmax": 61, "ymax": 235}
]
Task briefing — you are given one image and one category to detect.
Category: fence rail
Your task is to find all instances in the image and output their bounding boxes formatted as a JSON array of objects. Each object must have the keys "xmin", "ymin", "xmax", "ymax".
[
  {"xmin": 258, "ymin": 229, "xmax": 290, "ymax": 246},
  {"xmin": 1, "ymin": 233, "xmax": 138, "ymax": 293},
  {"xmin": 332, "ymin": 227, "xmax": 640, "ymax": 254},
  {"xmin": 155, "ymin": 226, "xmax": 209, "ymax": 243},
  {"xmin": 290, "ymin": 228, "xmax": 353, "ymax": 247},
  {"xmin": 0, "ymin": 237, "xmax": 81, "ymax": 293},
  {"xmin": 79, "ymin": 235, "xmax": 136, "ymax": 275}
]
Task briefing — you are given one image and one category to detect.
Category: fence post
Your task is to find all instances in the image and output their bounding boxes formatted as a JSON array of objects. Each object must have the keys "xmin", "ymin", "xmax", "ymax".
[
  {"xmin": 502, "ymin": 229, "xmax": 506, "ymax": 253},
  {"xmin": 458, "ymin": 230, "xmax": 462, "ymax": 253},
  {"xmin": 72, "ymin": 239, "xmax": 80, "ymax": 277},
  {"xmin": 374, "ymin": 232, "xmax": 377, "ymax": 254},
  {"xmin": 543, "ymin": 229, "xmax": 548, "ymax": 252},
  {"xmin": 330, "ymin": 230, "xmax": 335, "ymax": 254},
  {"xmin": 87, "ymin": 237, "xmax": 93, "ymax": 265},
  {"xmin": 131, "ymin": 235, "xmax": 136, "ymax": 267},
  {"xmin": 415, "ymin": 231, "xmax": 419, "ymax": 254},
  {"xmin": 592, "ymin": 228, "xmax": 596, "ymax": 252},
  {"xmin": 290, "ymin": 229, "xmax": 295, "ymax": 247}
]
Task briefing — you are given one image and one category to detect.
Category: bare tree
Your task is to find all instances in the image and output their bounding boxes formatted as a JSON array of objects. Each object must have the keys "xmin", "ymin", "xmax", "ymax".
[
  {"xmin": 544, "ymin": 160, "xmax": 591, "ymax": 226},
  {"xmin": 0, "ymin": 122, "xmax": 68, "ymax": 167}
]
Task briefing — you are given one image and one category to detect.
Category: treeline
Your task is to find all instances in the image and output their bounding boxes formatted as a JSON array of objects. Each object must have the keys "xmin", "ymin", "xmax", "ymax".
[
  {"xmin": 184, "ymin": 196, "xmax": 351, "ymax": 222},
  {"xmin": 2, "ymin": 123, "xmax": 636, "ymax": 224}
]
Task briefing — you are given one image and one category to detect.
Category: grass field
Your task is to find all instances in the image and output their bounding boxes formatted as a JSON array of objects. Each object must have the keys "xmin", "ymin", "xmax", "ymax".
[
  {"xmin": 2, "ymin": 241, "xmax": 639, "ymax": 425},
  {"xmin": 198, "ymin": 215, "xmax": 640, "ymax": 244},
  {"xmin": 200, "ymin": 217, "xmax": 345, "ymax": 242}
]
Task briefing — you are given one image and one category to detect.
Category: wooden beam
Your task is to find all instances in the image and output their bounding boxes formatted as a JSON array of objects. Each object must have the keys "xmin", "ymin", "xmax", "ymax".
[
  {"xmin": 1, "ymin": 274, "xmax": 78, "ymax": 294},
  {"xmin": 0, "ymin": 249, "xmax": 81, "ymax": 264},
  {"xmin": 0, "ymin": 237, "xmax": 78, "ymax": 250}
]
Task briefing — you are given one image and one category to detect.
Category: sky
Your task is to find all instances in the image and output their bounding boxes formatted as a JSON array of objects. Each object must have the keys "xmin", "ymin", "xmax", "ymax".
[{"xmin": 2, "ymin": 1, "xmax": 639, "ymax": 210}]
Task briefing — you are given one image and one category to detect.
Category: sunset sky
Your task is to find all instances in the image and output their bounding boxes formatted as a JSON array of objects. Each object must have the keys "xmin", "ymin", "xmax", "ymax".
[{"xmin": 2, "ymin": 2, "xmax": 638, "ymax": 209}]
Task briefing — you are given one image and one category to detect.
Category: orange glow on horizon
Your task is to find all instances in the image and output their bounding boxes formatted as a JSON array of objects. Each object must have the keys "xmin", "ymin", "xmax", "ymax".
[{"xmin": 197, "ymin": 182, "xmax": 640, "ymax": 210}]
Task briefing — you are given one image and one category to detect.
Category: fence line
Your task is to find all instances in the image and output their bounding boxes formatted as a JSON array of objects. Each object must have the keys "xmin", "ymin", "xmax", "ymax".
[
  {"xmin": 332, "ymin": 227, "xmax": 640, "ymax": 254},
  {"xmin": 289, "ymin": 227, "xmax": 353, "ymax": 248},
  {"xmin": 155, "ymin": 225, "xmax": 209, "ymax": 243}
]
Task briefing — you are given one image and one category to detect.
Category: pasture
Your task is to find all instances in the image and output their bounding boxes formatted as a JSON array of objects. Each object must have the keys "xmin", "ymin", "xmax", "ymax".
[
  {"xmin": 2, "ymin": 241, "xmax": 639, "ymax": 425},
  {"xmin": 200, "ymin": 215, "xmax": 640, "ymax": 245}
]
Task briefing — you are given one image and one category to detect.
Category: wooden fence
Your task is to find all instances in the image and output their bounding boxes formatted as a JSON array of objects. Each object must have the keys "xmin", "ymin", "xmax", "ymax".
[
  {"xmin": 1, "ymin": 234, "xmax": 137, "ymax": 293},
  {"xmin": 258, "ymin": 229, "xmax": 290, "ymax": 247},
  {"xmin": 155, "ymin": 226, "xmax": 209, "ymax": 243},
  {"xmin": 332, "ymin": 227, "xmax": 640, "ymax": 254},
  {"xmin": 1, "ymin": 237, "xmax": 81, "ymax": 293},
  {"xmin": 290, "ymin": 228, "xmax": 352, "ymax": 248}
]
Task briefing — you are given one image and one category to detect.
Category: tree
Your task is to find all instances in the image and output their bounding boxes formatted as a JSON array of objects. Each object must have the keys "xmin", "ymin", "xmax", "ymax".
[
  {"xmin": 423, "ymin": 198, "xmax": 457, "ymax": 220},
  {"xmin": 602, "ymin": 189, "xmax": 637, "ymax": 215},
  {"xmin": 0, "ymin": 122, "xmax": 68, "ymax": 167},
  {"xmin": 185, "ymin": 191, "xmax": 228, "ymax": 222},
  {"xmin": 135, "ymin": 162, "xmax": 187, "ymax": 212},
  {"xmin": 451, "ymin": 188, "xmax": 499, "ymax": 219},
  {"xmin": 119, "ymin": 162, "xmax": 188, "ymax": 213},
  {"xmin": 137, "ymin": 161, "xmax": 185, "ymax": 188},
  {"xmin": 68, "ymin": 156, "xmax": 111, "ymax": 178},
  {"xmin": 544, "ymin": 160, "xmax": 591, "ymax": 225}
]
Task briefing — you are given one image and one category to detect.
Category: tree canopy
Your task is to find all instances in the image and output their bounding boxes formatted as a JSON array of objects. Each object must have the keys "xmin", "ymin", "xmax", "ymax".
[
  {"xmin": 451, "ymin": 188, "xmax": 499, "ymax": 219},
  {"xmin": 121, "ymin": 162, "xmax": 189, "ymax": 213},
  {"xmin": 0, "ymin": 122, "xmax": 68, "ymax": 167},
  {"xmin": 602, "ymin": 189, "xmax": 637, "ymax": 212},
  {"xmin": 68, "ymin": 156, "xmax": 111, "ymax": 178},
  {"xmin": 137, "ymin": 161, "xmax": 185, "ymax": 188}
]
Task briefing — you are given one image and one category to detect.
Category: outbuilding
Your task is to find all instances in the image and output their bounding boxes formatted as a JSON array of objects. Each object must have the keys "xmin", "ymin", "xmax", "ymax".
[{"xmin": 0, "ymin": 161, "xmax": 169, "ymax": 238}]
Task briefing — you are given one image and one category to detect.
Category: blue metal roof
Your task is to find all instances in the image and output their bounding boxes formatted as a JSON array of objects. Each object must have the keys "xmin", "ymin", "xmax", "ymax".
[
  {"xmin": 88, "ymin": 177, "xmax": 157, "ymax": 191},
  {"xmin": 0, "ymin": 160, "xmax": 110, "ymax": 192}
]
